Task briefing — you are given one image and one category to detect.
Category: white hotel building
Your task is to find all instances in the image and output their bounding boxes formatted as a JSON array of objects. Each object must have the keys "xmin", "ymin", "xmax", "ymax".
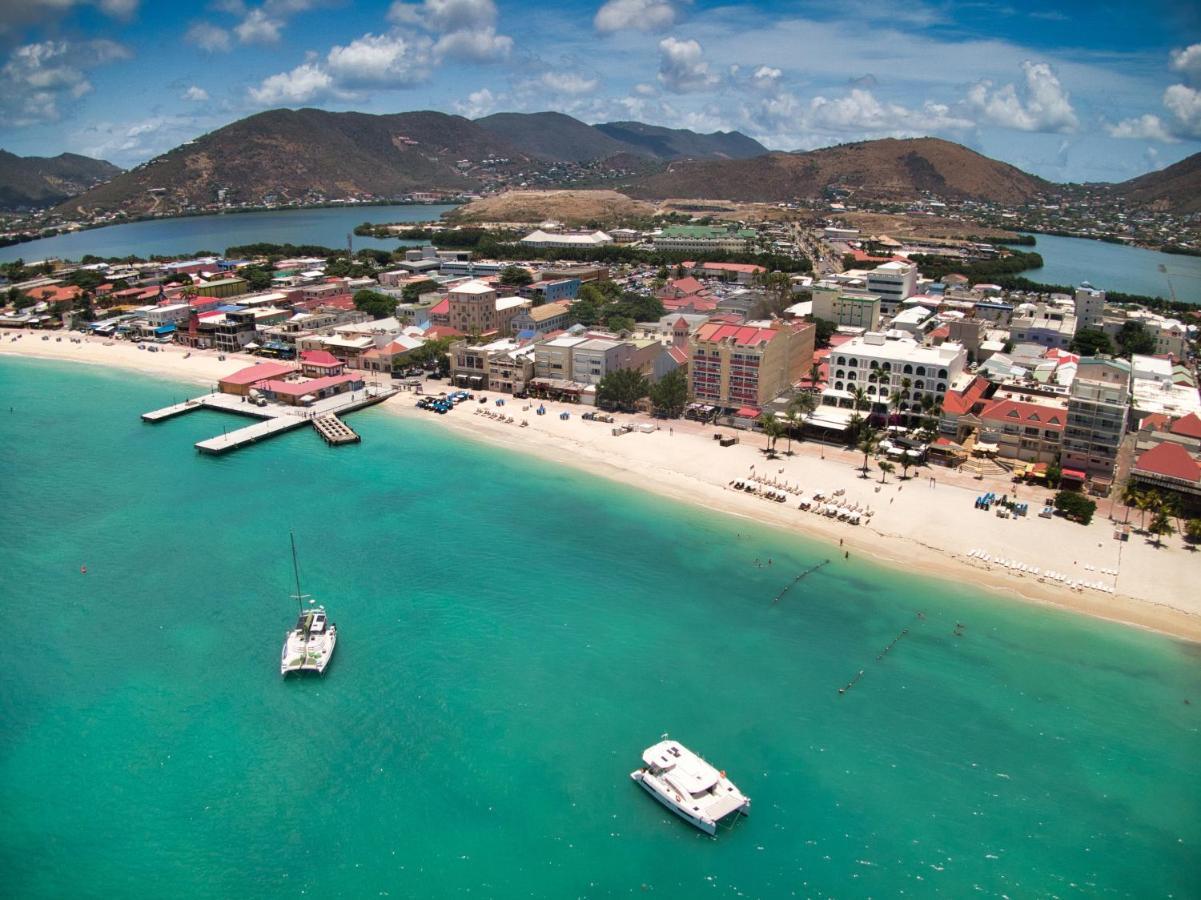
[{"xmin": 826, "ymin": 332, "xmax": 967, "ymax": 419}]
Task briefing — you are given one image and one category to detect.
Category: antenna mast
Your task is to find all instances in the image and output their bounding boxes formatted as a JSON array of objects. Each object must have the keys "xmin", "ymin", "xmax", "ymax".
[{"xmin": 290, "ymin": 531, "xmax": 304, "ymax": 616}]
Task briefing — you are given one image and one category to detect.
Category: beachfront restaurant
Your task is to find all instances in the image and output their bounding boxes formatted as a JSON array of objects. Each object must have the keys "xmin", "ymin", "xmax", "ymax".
[{"xmin": 257, "ymin": 373, "xmax": 364, "ymax": 407}]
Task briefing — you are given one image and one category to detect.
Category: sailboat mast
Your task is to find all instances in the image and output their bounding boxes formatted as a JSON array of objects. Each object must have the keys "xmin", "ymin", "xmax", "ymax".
[{"xmin": 290, "ymin": 531, "xmax": 304, "ymax": 616}]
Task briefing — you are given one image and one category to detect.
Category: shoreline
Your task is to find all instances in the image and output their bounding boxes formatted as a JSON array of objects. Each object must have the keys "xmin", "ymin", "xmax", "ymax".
[{"xmin": 4, "ymin": 333, "xmax": 1199, "ymax": 645}]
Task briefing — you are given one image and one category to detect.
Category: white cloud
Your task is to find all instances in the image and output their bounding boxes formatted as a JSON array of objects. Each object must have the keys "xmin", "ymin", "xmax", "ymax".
[
  {"xmin": 1105, "ymin": 113, "xmax": 1174, "ymax": 142},
  {"xmin": 182, "ymin": 85, "xmax": 210, "ymax": 102},
  {"xmin": 235, "ymin": 9, "xmax": 284, "ymax": 44},
  {"xmin": 248, "ymin": 62, "xmax": 336, "ymax": 105},
  {"xmin": 594, "ymin": 0, "xmax": 678, "ymax": 34},
  {"xmin": 1170, "ymin": 43, "xmax": 1201, "ymax": 80},
  {"xmin": 0, "ymin": 39, "xmax": 130, "ymax": 126},
  {"xmin": 326, "ymin": 33, "xmax": 431, "ymax": 86},
  {"xmin": 534, "ymin": 71, "xmax": 600, "ymax": 95},
  {"xmin": 965, "ymin": 60, "xmax": 1078, "ymax": 133},
  {"xmin": 433, "ymin": 26, "xmax": 512, "ymax": 62},
  {"xmin": 0, "ymin": 0, "xmax": 138, "ymax": 33},
  {"xmin": 808, "ymin": 88, "xmax": 973, "ymax": 134},
  {"xmin": 185, "ymin": 22, "xmax": 232, "ymax": 52},
  {"xmin": 454, "ymin": 87, "xmax": 498, "ymax": 118},
  {"xmin": 1163, "ymin": 83, "xmax": 1201, "ymax": 139},
  {"xmin": 657, "ymin": 36, "xmax": 718, "ymax": 93},
  {"xmin": 387, "ymin": 0, "xmax": 512, "ymax": 62}
]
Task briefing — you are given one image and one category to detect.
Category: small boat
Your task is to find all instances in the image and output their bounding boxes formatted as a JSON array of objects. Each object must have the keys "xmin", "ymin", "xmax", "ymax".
[
  {"xmin": 280, "ymin": 532, "xmax": 337, "ymax": 677},
  {"xmin": 630, "ymin": 738, "xmax": 750, "ymax": 834}
]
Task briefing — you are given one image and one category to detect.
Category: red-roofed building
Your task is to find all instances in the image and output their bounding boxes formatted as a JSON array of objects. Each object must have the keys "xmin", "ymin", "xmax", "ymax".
[
  {"xmin": 690, "ymin": 318, "xmax": 815, "ymax": 410},
  {"xmin": 258, "ymin": 373, "xmax": 364, "ymax": 406},
  {"xmin": 691, "ymin": 261, "xmax": 766, "ymax": 284},
  {"xmin": 1130, "ymin": 441, "xmax": 1201, "ymax": 514},
  {"xmin": 423, "ymin": 324, "xmax": 463, "ymax": 340},
  {"xmin": 658, "ymin": 277, "xmax": 709, "ymax": 300},
  {"xmin": 429, "ymin": 297, "xmax": 451, "ymax": 327},
  {"xmin": 977, "ymin": 396, "xmax": 1068, "ymax": 463},
  {"xmin": 300, "ymin": 349, "xmax": 346, "ymax": 377},
  {"xmin": 1170, "ymin": 412, "xmax": 1201, "ymax": 440},
  {"xmin": 939, "ymin": 375, "xmax": 992, "ymax": 439},
  {"xmin": 217, "ymin": 361, "xmax": 300, "ymax": 396},
  {"xmin": 661, "ymin": 293, "xmax": 718, "ymax": 314}
]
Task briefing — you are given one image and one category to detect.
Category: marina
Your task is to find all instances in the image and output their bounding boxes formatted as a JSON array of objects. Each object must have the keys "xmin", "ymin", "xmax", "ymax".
[{"xmin": 142, "ymin": 381, "xmax": 397, "ymax": 454}]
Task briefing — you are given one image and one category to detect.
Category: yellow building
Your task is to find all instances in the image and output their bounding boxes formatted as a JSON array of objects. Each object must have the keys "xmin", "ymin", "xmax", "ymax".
[{"xmin": 690, "ymin": 319, "xmax": 815, "ymax": 412}]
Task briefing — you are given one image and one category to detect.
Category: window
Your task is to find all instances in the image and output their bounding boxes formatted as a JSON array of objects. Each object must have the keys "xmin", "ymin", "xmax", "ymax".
[
  {"xmin": 939, "ymin": 369, "xmax": 948, "ymax": 379},
  {"xmin": 903, "ymin": 364, "xmax": 913, "ymax": 374}
]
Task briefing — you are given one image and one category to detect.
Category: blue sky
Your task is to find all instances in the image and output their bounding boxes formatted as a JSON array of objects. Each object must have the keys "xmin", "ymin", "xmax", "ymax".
[{"xmin": 1, "ymin": 0, "xmax": 1199, "ymax": 184}]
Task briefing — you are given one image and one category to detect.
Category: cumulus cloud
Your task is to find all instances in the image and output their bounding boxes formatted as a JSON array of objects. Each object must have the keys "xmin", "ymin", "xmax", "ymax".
[
  {"xmin": 182, "ymin": 85, "xmax": 210, "ymax": 102},
  {"xmin": 1109, "ymin": 45, "xmax": 1201, "ymax": 142},
  {"xmin": 248, "ymin": 62, "xmax": 337, "ymax": 105},
  {"xmin": 454, "ymin": 87, "xmax": 498, "ymax": 118},
  {"xmin": 185, "ymin": 22, "xmax": 232, "ymax": 52},
  {"xmin": 964, "ymin": 61, "xmax": 1078, "ymax": 133},
  {"xmin": 594, "ymin": 0, "xmax": 678, "ymax": 33},
  {"xmin": 534, "ymin": 71, "xmax": 600, "ymax": 95},
  {"xmin": 1163, "ymin": 83, "xmax": 1201, "ymax": 139},
  {"xmin": 0, "ymin": 0, "xmax": 138, "ymax": 35},
  {"xmin": 657, "ymin": 36, "xmax": 718, "ymax": 93},
  {"xmin": 326, "ymin": 32, "xmax": 431, "ymax": 86},
  {"xmin": 0, "ymin": 39, "xmax": 130, "ymax": 126},
  {"xmin": 1170, "ymin": 43, "xmax": 1201, "ymax": 80},
  {"xmin": 433, "ymin": 27, "xmax": 512, "ymax": 62},
  {"xmin": 235, "ymin": 9, "xmax": 283, "ymax": 44},
  {"xmin": 809, "ymin": 88, "xmax": 972, "ymax": 133}
]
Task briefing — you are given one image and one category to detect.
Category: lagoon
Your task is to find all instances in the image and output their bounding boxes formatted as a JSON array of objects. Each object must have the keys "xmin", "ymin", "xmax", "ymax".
[
  {"xmin": 2, "ymin": 357, "xmax": 1199, "ymax": 898},
  {"xmin": 0, "ymin": 204, "xmax": 458, "ymax": 264},
  {"xmin": 1019, "ymin": 232, "xmax": 1201, "ymax": 303}
]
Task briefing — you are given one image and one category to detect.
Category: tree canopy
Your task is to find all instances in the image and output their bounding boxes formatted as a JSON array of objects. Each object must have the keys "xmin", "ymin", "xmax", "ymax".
[
  {"xmin": 353, "ymin": 289, "xmax": 396, "ymax": 320},
  {"xmin": 1116, "ymin": 321, "xmax": 1157, "ymax": 357},
  {"xmin": 1069, "ymin": 327, "xmax": 1114, "ymax": 357},
  {"xmin": 1054, "ymin": 490, "xmax": 1096, "ymax": 525},
  {"xmin": 597, "ymin": 368, "xmax": 649, "ymax": 412},
  {"xmin": 649, "ymin": 368, "xmax": 688, "ymax": 418},
  {"xmin": 498, "ymin": 265, "xmax": 533, "ymax": 287}
]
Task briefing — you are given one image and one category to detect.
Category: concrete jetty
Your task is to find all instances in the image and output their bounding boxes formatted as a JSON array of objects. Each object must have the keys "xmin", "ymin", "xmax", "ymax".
[
  {"xmin": 312, "ymin": 413, "xmax": 360, "ymax": 446},
  {"xmin": 142, "ymin": 384, "xmax": 397, "ymax": 455}
]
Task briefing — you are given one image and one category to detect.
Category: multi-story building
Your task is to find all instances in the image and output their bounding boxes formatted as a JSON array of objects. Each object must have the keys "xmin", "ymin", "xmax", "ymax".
[
  {"xmin": 487, "ymin": 344, "xmax": 537, "ymax": 394},
  {"xmin": 534, "ymin": 335, "xmax": 588, "ymax": 381},
  {"xmin": 1061, "ymin": 357, "xmax": 1131, "ymax": 483},
  {"xmin": 518, "ymin": 278, "xmax": 580, "ymax": 304},
  {"xmin": 510, "ymin": 300, "xmax": 572, "ymax": 336},
  {"xmin": 810, "ymin": 285, "xmax": 881, "ymax": 329},
  {"xmin": 690, "ymin": 319, "xmax": 816, "ymax": 412},
  {"xmin": 1074, "ymin": 286, "xmax": 1106, "ymax": 331},
  {"xmin": 1009, "ymin": 303, "xmax": 1078, "ymax": 349},
  {"xmin": 826, "ymin": 332, "xmax": 967, "ymax": 420},
  {"xmin": 865, "ymin": 262, "xmax": 917, "ymax": 315},
  {"xmin": 976, "ymin": 394, "xmax": 1068, "ymax": 464},
  {"xmin": 519, "ymin": 230, "xmax": 613, "ymax": 249},
  {"xmin": 1101, "ymin": 309, "xmax": 1189, "ymax": 360},
  {"xmin": 446, "ymin": 281, "xmax": 529, "ymax": 336},
  {"xmin": 653, "ymin": 225, "xmax": 756, "ymax": 255}
]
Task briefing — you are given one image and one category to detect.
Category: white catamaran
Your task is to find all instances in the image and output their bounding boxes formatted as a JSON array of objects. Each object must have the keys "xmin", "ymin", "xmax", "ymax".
[
  {"xmin": 280, "ymin": 532, "xmax": 337, "ymax": 677},
  {"xmin": 631, "ymin": 738, "xmax": 750, "ymax": 834}
]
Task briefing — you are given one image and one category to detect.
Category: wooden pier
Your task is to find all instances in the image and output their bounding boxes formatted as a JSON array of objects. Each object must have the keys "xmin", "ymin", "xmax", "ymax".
[
  {"xmin": 141, "ymin": 399, "xmax": 203, "ymax": 422},
  {"xmin": 312, "ymin": 413, "xmax": 360, "ymax": 446},
  {"xmin": 194, "ymin": 416, "xmax": 310, "ymax": 455}
]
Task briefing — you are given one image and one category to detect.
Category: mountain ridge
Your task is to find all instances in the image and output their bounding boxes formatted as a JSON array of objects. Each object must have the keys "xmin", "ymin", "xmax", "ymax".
[{"xmin": 0, "ymin": 151, "xmax": 122, "ymax": 212}]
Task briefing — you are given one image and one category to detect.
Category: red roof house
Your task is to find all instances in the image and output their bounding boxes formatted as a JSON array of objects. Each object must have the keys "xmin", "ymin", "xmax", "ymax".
[
  {"xmin": 1170, "ymin": 413, "xmax": 1201, "ymax": 440},
  {"xmin": 1133, "ymin": 441, "xmax": 1201, "ymax": 484}
]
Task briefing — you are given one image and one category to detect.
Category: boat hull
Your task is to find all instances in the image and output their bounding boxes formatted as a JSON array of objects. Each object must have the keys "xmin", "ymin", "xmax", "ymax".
[
  {"xmin": 630, "ymin": 769, "xmax": 753, "ymax": 835},
  {"xmin": 280, "ymin": 630, "xmax": 336, "ymax": 676}
]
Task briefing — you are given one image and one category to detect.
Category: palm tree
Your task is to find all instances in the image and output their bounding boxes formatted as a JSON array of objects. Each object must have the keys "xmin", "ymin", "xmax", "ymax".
[
  {"xmin": 851, "ymin": 386, "xmax": 869, "ymax": 416},
  {"xmin": 889, "ymin": 389, "xmax": 904, "ymax": 427},
  {"xmin": 808, "ymin": 361, "xmax": 822, "ymax": 391},
  {"xmin": 759, "ymin": 413, "xmax": 785, "ymax": 455},
  {"xmin": 878, "ymin": 460, "xmax": 895, "ymax": 483},
  {"xmin": 1136, "ymin": 490, "xmax": 1162, "ymax": 531},
  {"xmin": 783, "ymin": 408, "xmax": 800, "ymax": 454},
  {"xmin": 1121, "ymin": 483, "xmax": 1142, "ymax": 524},
  {"xmin": 1149, "ymin": 510, "xmax": 1174, "ymax": 548},
  {"xmin": 857, "ymin": 430, "xmax": 878, "ymax": 476},
  {"xmin": 789, "ymin": 392, "xmax": 818, "ymax": 447}
]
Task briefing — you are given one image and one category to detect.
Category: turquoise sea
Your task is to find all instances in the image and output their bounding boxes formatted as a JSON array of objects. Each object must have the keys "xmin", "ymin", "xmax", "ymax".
[
  {"xmin": 1, "ymin": 358, "xmax": 1199, "ymax": 898},
  {"xmin": 1018, "ymin": 233, "xmax": 1201, "ymax": 303}
]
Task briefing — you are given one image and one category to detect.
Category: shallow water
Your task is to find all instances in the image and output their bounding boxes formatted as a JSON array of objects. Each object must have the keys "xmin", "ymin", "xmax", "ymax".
[{"xmin": 1, "ymin": 358, "xmax": 1198, "ymax": 898}]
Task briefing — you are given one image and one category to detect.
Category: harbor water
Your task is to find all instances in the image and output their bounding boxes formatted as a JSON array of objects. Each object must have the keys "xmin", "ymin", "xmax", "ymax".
[
  {"xmin": 0, "ymin": 204, "xmax": 458, "ymax": 264},
  {"xmin": 1, "ymin": 358, "xmax": 1199, "ymax": 898}
]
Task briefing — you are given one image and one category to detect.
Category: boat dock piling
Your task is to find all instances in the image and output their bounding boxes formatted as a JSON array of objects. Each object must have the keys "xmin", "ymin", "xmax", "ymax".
[
  {"xmin": 772, "ymin": 559, "xmax": 830, "ymax": 604},
  {"xmin": 312, "ymin": 413, "xmax": 360, "ymax": 446}
]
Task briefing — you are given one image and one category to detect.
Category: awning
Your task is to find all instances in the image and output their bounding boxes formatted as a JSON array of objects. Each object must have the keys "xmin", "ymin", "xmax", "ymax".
[
  {"xmin": 735, "ymin": 406, "xmax": 761, "ymax": 418},
  {"xmin": 1061, "ymin": 468, "xmax": 1087, "ymax": 481}
]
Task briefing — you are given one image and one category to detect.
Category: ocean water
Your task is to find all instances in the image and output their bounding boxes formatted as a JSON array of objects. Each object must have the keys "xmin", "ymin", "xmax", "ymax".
[
  {"xmin": 1, "ymin": 357, "xmax": 1199, "ymax": 899},
  {"xmin": 0, "ymin": 204, "xmax": 459, "ymax": 264}
]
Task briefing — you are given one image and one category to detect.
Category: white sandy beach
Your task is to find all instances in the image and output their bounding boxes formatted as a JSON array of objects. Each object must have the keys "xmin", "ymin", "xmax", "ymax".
[{"xmin": 5, "ymin": 331, "xmax": 1199, "ymax": 643}]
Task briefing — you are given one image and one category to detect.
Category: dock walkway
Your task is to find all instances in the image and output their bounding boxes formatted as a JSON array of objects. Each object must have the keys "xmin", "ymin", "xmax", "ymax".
[
  {"xmin": 313, "ymin": 413, "xmax": 360, "ymax": 446},
  {"xmin": 195, "ymin": 416, "xmax": 309, "ymax": 454}
]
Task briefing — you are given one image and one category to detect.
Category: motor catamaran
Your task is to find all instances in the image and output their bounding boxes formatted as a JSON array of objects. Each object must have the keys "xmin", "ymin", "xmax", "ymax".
[
  {"xmin": 280, "ymin": 533, "xmax": 337, "ymax": 677},
  {"xmin": 630, "ymin": 738, "xmax": 750, "ymax": 834}
]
